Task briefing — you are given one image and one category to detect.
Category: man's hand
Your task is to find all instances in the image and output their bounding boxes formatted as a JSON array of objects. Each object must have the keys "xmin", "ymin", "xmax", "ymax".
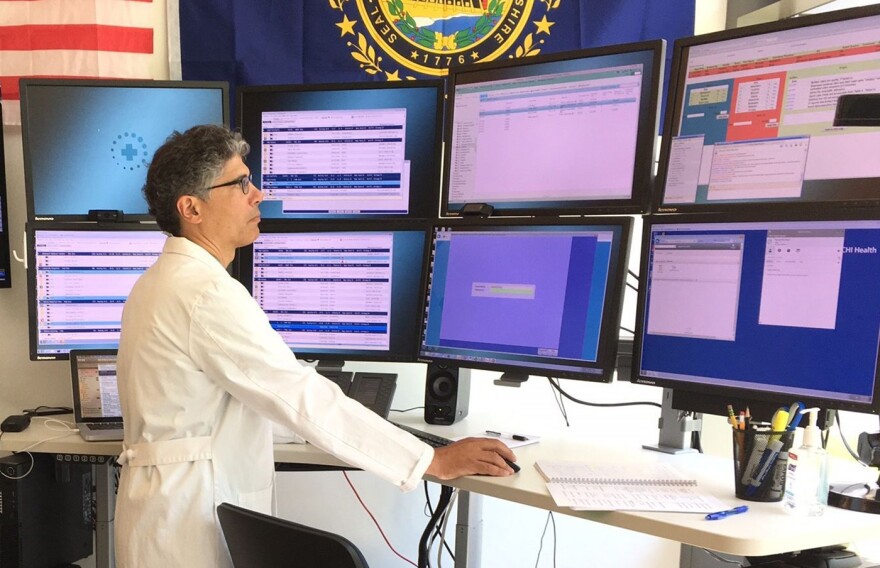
[{"xmin": 425, "ymin": 437, "xmax": 517, "ymax": 480}]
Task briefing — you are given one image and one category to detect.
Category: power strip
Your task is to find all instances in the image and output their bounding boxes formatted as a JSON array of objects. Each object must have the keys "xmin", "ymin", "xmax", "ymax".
[{"xmin": 53, "ymin": 453, "xmax": 109, "ymax": 465}]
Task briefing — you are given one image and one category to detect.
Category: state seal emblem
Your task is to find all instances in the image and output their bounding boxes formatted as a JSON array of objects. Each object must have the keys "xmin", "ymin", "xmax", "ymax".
[{"xmin": 328, "ymin": 0, "xmax": 563, "ymax": 80}]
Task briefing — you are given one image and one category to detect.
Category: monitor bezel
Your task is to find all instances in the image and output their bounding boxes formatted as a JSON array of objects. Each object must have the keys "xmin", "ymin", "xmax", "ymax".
[
  {"xmin": 654, "ymin": 4, "xmax": 880, "ymax": 215},
  {"xmin": 631, "ymin": 209, "xmax": 880, "ymax": 416},
  {"xmin": 236, "ymin": 80, "xmax": 445, "ymax": 220},
  {"xmin": 0, "ymin": 91, "xmax": 10, "ymax": 289},
  {"xmin": 20, "ymin": 78, "xmax": 230, "ymax": 222},
  {"xmin": 235, "ymin": 218, "xmax": 433, "ymax": 365},
  {"xmin": 27, "ymin": 220, "xmax": 165, "ymax": 361},
  {"xmin": 417, "ymin": 216, "xmax": 633, "ymax": 383},
  {"xmin": 440, "ymin": 40, "xmax": 665, "ymax": 217}
]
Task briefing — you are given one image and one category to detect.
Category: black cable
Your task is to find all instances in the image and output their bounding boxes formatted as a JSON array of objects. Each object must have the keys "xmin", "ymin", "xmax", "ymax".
[
  {"xmin": 628, "ymin": 269, "xmax": 639, "ymax": 281},
  {"xmin": 626, "ymin": 282, "xmax": 638, "ymax": 292},
  {"xmin": 422, "ymin": 482, "xmax": 455, "ymax": 561},
  {"xmin": 547, "ymin": 378, "xmax": 570, "ymax": 427},
  {"xmin": 619, "ymin": 325, "xmax": 635, "ymax": 335},
  {"xmin": 835, "ymin": 412, "xmax": 869, "ymax": 466},
  {"xmin": 418, "ymin": 485, "xmax": 452, "ymax": 568},
  {"xmin": 548, "ymin": 377, "xmax": 662, "ymax": 408},
  {"xmin": 391, "ymin": 406, "xmax": 425, "ymax": 413},
  {"xmin": 23, "ymin": 405, "xmax": 72, "ymax": 416}
]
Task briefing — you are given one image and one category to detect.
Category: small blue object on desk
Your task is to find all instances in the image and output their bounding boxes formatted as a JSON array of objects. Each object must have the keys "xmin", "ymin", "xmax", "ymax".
[{"xmin": 705, "ymin": 505, "xmax": 749, "ymax": 521}]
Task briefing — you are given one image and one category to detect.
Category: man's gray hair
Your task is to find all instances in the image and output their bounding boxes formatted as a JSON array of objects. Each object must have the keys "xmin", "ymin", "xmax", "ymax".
[{"xmin": 143, "ymin": 124, "xmax": 250, "ymax": 236}]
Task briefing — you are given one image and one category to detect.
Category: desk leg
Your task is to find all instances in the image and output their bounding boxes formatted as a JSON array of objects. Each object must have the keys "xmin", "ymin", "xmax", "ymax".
[
  {"xmin": 454, "ymin": 491, "xmax": 483, "ymax": 568},
  {"xmin": 95, "ymin": 461, "xmax": 116, "ymax": 568}
]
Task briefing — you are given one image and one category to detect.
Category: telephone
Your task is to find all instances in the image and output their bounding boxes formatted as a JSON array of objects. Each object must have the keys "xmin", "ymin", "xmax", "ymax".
[{"xmin": 322, "ymin": 371, "xmax": 397, "ymax": 419}]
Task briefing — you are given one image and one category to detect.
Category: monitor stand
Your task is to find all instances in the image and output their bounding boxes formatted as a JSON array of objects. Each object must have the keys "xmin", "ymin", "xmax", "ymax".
[
  {"xmin": 643, "ymin": 388, "xmax": 701, "ymax": 455},
  {"xmin": 829, "ymin": 475, "xmax": 880, "ymax": 514},
  {"xmin": 493, "ymin": 372, "xmax": 528, "ymax": 388}
]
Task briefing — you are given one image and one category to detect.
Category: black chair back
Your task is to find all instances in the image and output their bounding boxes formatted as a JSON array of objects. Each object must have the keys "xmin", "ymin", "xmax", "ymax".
[{"xmin": 217, "ymin": 502, "xmax": 369, "ymax": 568}]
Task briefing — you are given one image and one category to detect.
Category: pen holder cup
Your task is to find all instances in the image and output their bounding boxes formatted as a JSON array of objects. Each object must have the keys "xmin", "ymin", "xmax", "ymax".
[{"xmin": 732, "ymin": 428, "xmax": 795, "ymax": 502}]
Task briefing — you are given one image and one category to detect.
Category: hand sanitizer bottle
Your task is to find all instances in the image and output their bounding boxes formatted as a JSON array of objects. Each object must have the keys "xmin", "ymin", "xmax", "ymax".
[{"xmin": 783, "ymin": 408, "xmax": 828, "ymax": 516}]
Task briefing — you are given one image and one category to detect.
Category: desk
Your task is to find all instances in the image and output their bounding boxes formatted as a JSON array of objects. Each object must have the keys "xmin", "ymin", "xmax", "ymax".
[{"xmin": 3, "ymin": 415, "xmax": 880, "ymax": 567}]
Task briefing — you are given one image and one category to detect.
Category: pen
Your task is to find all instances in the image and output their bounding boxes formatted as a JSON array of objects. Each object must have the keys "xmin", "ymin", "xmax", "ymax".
[
  {"xmin": 740, "ymin": 436, "xmax": 768, "ymax": 484},
  {"xmin": 485, "ymin": 430, "xmax": 529, "ymax": 441},
  {"xmin": 705, "ymin": 505, "xmax": 749, "ymax": 521},
  {"xmin": 745, "ymin": 439, "xmax": 784, "ymax": 497},
  {"xmin": 786, "ymin": 402, "xmax": 806, "ymax": 430}
]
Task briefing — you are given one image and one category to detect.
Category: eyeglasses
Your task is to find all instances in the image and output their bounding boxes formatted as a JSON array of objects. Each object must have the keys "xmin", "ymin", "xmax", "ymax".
[{"xmin": 206, "ymin": 174, "xmax": 253, "ymax": 195}]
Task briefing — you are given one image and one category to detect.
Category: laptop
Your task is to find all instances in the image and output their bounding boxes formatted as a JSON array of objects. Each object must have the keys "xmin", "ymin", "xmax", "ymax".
[{"xmin": 69, "ymin": 349, "xmax": 124, "ymax": 442}]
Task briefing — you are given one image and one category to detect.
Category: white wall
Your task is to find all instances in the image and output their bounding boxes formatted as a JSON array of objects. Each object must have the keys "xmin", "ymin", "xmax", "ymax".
[{"xmin": 0, "ymin": 125, "xmax": 71, "ymax": 423}]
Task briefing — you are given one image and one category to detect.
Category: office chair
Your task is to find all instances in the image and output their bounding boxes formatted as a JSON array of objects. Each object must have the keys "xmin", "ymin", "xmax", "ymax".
[{"xmin": 217, "ymin": 502, "xmax": 369, "ymax": 568}]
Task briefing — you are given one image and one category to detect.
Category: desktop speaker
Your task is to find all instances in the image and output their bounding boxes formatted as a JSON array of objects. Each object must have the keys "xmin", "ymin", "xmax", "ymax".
[{"xmin": 424, "ymin": 364, "xmax": 470, "ymax": 425}]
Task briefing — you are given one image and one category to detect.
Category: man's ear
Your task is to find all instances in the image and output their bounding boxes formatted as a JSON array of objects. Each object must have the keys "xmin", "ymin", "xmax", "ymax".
[{"xmin": 177, "ymin": 195, "xmax": 203, "ymax": 226}]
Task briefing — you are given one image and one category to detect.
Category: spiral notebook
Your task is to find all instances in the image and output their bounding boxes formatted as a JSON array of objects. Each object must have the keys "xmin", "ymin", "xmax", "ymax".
[{"xmin": 535, "ymin": 460, "xmax": 728, "ymax": 513}]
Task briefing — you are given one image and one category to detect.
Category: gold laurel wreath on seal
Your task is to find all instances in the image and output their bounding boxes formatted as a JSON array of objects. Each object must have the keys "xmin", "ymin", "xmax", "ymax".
[{"xmin": 328, "ymin": 0, "xmax": 562, "ymax": 80}]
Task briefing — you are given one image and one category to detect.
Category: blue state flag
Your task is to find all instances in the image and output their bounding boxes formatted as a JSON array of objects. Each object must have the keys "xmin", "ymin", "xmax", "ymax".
[{"xmin": 180, "ymin": 0, "xmax": 694, "ymax": 87}]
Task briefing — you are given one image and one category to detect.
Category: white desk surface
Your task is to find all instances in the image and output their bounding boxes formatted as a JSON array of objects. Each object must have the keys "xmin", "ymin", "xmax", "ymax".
[{"xmin": 3, "ymin": 414, "xmax": 880, "ymax": 557}]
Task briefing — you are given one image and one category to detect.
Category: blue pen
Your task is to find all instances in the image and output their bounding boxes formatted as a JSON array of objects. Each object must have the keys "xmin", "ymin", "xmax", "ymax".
[
  {"xmin": 786, "ymin": 402, "xmax": 806, "ymax": 430},
  {"xmin": 745, "ymin": 439, "xmax": 784, "ymax": 496},
  {"xmin": 705, "ymin": 505, "xmax": 749, "ymax": 521}
]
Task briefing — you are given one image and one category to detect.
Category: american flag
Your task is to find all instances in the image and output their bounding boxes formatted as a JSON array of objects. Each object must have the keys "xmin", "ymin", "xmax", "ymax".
[{"xmin": 0, "ymin": 0, "xmax": 177, "ymax": 124}]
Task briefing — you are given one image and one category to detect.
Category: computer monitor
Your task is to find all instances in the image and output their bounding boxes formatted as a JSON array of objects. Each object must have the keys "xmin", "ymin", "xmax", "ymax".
[
  {"xmin": 656, "ymin": 5, "xmax": 880, "ymax": 213},
  {"xmin": 237, "ymin": 81, "xmax": 444, "ymax": 219},
  {"xmin": 632, "ymin": 212, "xmax": 880, "ymax": 416},
  {"xmin": 0, "ymin": 91, "xmax": 10, "ymax": 288},
  {"xmin": 236, "ymin": 220, "xmax": 430, "ymax": 364},
  {"xmin": 419, "ymin": 218, "xmax": 632, "ymax": 382},
  {"xmin": 27, "ymin": 223, "xmax": 166, "ymax": 360},
  {"xmin": 21, "ymin": 79, "xmax": 229, "ymax": 220},
  {"xmin": 442, "ymin": 41, "xmax": 664, "ymax": 217}
]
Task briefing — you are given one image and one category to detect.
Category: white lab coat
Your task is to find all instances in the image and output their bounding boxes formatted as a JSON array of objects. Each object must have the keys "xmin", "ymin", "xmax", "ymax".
[{"xmin": 114, "ymin": 237, "xmax": 433, "ymax": 567}]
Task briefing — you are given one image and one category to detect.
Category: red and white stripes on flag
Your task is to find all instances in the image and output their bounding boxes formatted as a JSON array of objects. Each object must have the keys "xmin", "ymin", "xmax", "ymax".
[{"xmin": 0, "ymin": 0, "xmax": 173, "ymax": 125}]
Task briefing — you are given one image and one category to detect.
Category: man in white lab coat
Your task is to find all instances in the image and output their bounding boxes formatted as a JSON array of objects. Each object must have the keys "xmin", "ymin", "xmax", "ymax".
[{"xmin": 114, "ymin": 124, "xmax": 516, "ymax": 567}]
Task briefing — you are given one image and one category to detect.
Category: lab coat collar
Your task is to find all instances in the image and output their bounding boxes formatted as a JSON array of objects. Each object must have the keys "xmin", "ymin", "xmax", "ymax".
[{"xmin": 163, "ymin": 236, "xmax": 233, "ymax": 274}]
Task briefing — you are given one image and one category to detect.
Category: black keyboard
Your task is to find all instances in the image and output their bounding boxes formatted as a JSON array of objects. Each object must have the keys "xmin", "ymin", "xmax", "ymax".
[
  {"xmin": 392, "ymin": 422, "xmax": 520, "ymax": 473},
  {"xmin": 392, "ymin": 422, "xmax": 452, "ymax": 448}
]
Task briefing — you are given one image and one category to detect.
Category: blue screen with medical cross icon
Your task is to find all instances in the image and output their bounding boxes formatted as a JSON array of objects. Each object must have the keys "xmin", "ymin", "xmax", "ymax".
[{"xmin": 21, "ymin": 79, "xmax": 228, "ymax": 220}]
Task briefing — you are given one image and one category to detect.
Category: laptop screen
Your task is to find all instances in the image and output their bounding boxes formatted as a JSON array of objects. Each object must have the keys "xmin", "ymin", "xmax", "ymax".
[{"xmin": 71, "ymin": 350, "xmax": 122, "ymax": 421}]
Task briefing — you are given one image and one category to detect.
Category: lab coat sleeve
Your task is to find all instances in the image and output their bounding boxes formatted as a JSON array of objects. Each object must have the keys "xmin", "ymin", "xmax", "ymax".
[{"xmin": 186, "ymin": 276, "xmax": 433, "ymax": 491}]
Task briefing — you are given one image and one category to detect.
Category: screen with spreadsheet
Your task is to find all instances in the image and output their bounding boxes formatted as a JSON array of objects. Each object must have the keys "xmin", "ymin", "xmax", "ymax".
[
  {"xmin": 657, "ymin": 5, "xmax": 880, "ymax": 212},
  {"xmin": 236, "ymin": 220, "xmax": 429, "ymax": 362},
  {"xmin": 443, "ymin": 41, "xmax": 664, "ymax": 216},
  {"xmin": 238, "ymin": 82, "xmax": 443, "ymax": 219},
  {"xmin": 28, "ymin": 225, "xmax": 166, "ymax": 360}
]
